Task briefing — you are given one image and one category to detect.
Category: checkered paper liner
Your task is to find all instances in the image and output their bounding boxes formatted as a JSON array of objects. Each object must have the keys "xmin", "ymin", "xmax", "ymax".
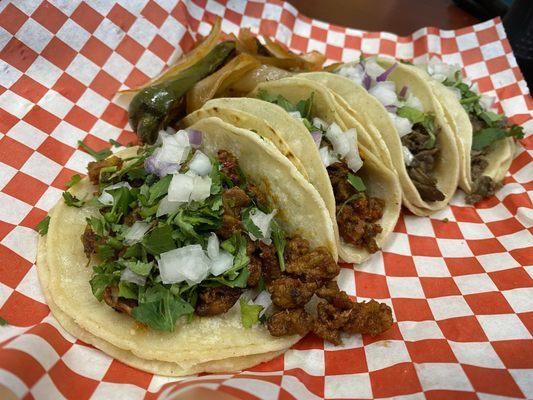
[{"xmin": 0, "ymin": 0, "xmax": 532, "ymax": 399}]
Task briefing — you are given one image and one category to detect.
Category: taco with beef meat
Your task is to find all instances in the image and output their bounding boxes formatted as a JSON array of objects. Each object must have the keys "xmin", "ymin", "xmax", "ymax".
[
  {"xmin": 331, "ymin": 57, "xmax": 461, "ymax": 215},
  {"xmin": 37, "ymin": 116, "xmax": 393, "ymax": 376},
  {"xmin": 196, "ymin": 77, "xmax": 402, "ymax": 264},
  {"xmin": 410, "ymin": 57, "xmax": 523, "ymax": 204}
]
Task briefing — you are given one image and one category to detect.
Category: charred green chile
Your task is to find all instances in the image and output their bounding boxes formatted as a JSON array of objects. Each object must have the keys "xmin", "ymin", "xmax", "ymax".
[{"xmin": 129, "ymin": 41, "xmax": 235, "ymax": 144}]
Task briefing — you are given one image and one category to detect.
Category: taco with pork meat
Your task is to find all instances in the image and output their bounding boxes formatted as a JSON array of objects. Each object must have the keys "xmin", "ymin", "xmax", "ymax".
[
  {"xmin": 196, "ymin": 77, "xmax": 401, "ymax": 264},
  {"xmin": 37, "ymin": 116, "xmax": 393, "ymax": 376},
  {"xmin": 410, "ymin": 58, "xmax": 523, "ymax": 204},
  {"xmin": 330, "ymin": 57, "xmax": 461, "ymax": 215}
]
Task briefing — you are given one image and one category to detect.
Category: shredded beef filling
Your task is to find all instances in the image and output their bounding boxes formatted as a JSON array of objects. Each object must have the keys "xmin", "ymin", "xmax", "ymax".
[
  {"xmin": 327, "ymin": 162, "xmax": 384, "ymax": 253},
  {"xmin": 401, "ymin": 124, "xmax": 445, "ymax": 202}
]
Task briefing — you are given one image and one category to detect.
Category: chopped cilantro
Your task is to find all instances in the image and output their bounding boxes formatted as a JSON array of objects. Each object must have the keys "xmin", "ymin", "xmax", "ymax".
[
  {"xmin": 442, "ymin": 218, "xmax": 449, "ymax": 223},
  {"xmin": 239, "ymin": 298, "xmax": 263, "ymax": 329},
  {"xmin": 143, "ymin": 225, "xmax": 176, "ymax": 255},
  {"xmin": 472, "ymin": 125, "xmax": 524, "ymax": 151},
  {"xmin": 347, "ymin": 173, "xmax": 366, "ymax": 192},
  {"xmin": 242, "ymin": 207, "xmax": 263, "ymax": 239},
  {"xmin": 109, "ymin": 139, "xmax": 123, "ymax": 147},
  {"xmin": 77, "ymin": 140, "xmax": 112, "ymax": 161},
  {"xmin": 397, "ymin": 106, "xmax": 436, "ymax": 148},
  {"xmin": 122, "ymin": 260, "xmax": 153, "ymax": 276},
  {"xmin": 63, "ymin": 192, "xmax": 85, "ymax": 207},
  {"xmin": 66, "ymin": 174, "xmax": 81, "ymax": 188},
  {"xmin": 118, "ymin": 281, "xmax": 138, "ymax": 300},
  {"xmin": 36, "ymin": 215, "xmax": 50, "ymax": 236},
  {"xmin": 0, "ymin": 316, "xmax": 8, "ymax": 326}
]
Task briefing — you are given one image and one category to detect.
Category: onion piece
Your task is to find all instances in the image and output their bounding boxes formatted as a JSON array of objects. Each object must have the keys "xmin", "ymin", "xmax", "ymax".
[
  {"xmin": 376, "ymin": 63, "xmax": 398, "ymax": 82},
  {"xmin": 190, "ymin": 175, "xmax": 212, "ymax": 202},
  {"xmin": 124, "ymin": 221, "xmax": 150, "ymax": 245},
  {"xmin": 369, "ymin": 82, "xmax": 398, "ymax": 106},
  {"xmin": 168, "ymin": 173, "xmax": 194, "ymax": 202},
  {"xmin": 480, "ymin": 94, "xmax": 495, "ymax": 111},
  {"xmin": 362, "ymin": 74, "xmax": 372, "ymax": 90},
  {"xmin": 405, "ymin": 93, "xmax": 424, "ymax": 111},
  {"xmin": 159, "ymin": 130, "xmax": 190, "ymax": 163},
  {"xmin": 402, "ymin": 145, "xmax": 415, "ymax": 166},
  {"xmin": 188, "ymin": 150, "xmax": 212, "ymax": 176},
  {"xmin": 119, "ymin": 18, "xmax": 222, "ymax": 93},
  {"xmin": 187, "ymin": 129, "xmax": 202, "ymax": 147},
  {"xmin": 98, "ymin": 182, "xmax": 132, "ymax": 206},
  {"xmin": 325, "ymin": 123, "xmax": 354, "ymax": 157},
  {"xmin": 288, "ymin": 111, "xmax": 302, "ymax": 119},
  {"xmin": 311, "ymin": 131, "xmax": 322, "ymax": 147},
  {"xmin": 319, "ymin": 146, "xmax": 339, "ymax": 167},
  {"xmin": 250, "ymin": 209, "xmax": 277, "ymax": 242},
  {"xmin": 312, "ymin": 117, "xmax": 328, "ymax": 130},
  {"xmin": 159, "ymin": 245, "xmax": 211, "ymax": 285},
  {"xmin": 364, "ymin": 58, "xmax": 386, "ymax": 79},
  {"xmin": 345, "ymin": 149, "xmax": 363, "ymax": 173},
  {"xmin": 207, "ymin": 233, "xmax": 219, "ymax": 259},
  {"xmin": 156, "ymin": 195, "xmax": 182, "ymax": 217},
  {"xmin": 210, "ymin": 251, "xmax": 234, "ymax": 276},
  {"xmin": 385, "ymin": 104, "xmax": 397, "ymax": 113},
  {"xmin": 120, "ymin": 268, "xmax": 146, "ymax": 286},
  {"xmin": 389, "ymin": 113, "xmax": 413, "ymax": 137},
  {"xmin": 253, "ymin": 291, "xmax": 272, "ymax": 318},
  {"xmin": 399, "ymin": 86, "xmax": 408, "ymax": 99},
  {"xmin": 336, "ymin": 64, "xmax": 364, "ymax": 86}
]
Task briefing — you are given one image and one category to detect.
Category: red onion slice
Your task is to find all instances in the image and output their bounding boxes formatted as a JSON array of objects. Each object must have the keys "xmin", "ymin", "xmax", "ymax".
[
  {"xmin": 399, "ymin": 86, "xmax": 408, "ymax": 99},
  {"xmin": 187, "ymin": 129, "xmax": 203, "ymax": 146},
  {"xmin": 376, "ymin": 63, "xmax": 398, "ymax": 82},
  {"xmin": 362, "ymin": 74, "xmax": 372, "ymax": 90},
  {"xmin": 311, "ymin": 131, "xmax": 322, "ymax": 147},
  {"xmin": 385, "ymin": 104, "xmax": 397, "ymax": 113}
]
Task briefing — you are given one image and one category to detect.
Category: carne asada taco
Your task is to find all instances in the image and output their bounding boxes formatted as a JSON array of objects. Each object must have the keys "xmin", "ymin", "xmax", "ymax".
[
  {"xmin": 332, "ymin": 57, "xmax": 461, "ymax": 215},
  {"xmin": 411, "ymin": 58, "xmax": 523, "ymax": 204},
  {"xmin": 37, "ymin": 117, "xmax": 392, "ymax": 376},
  {"xmin": 239, "ymin": 77, "xmax": 401, "ymax": 264}
]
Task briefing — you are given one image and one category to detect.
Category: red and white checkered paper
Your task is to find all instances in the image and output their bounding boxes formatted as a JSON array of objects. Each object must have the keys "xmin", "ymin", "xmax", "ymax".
[{"xmin": 0, "ymin": 0, "xmax": 532, "ymax": 399}]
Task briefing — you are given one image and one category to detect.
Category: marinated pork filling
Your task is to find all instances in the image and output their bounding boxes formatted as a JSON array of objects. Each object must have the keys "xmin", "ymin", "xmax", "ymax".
[{"xmin": 78, "ymin": 131, "xmax": 392, "ymax": 344}]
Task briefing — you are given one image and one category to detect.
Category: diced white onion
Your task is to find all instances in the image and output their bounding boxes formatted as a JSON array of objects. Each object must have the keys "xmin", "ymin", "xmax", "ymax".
[
  {"xmin": 124, "ymin": 221, "xmax": 150, "ymax": 245},
  {"xmin": 345, "ymin": 150, "xmax": 363, "ymax": 173},
  {"xmin": 207, "ymin": 232, "xmax": 219, "ymax": 259},
  {"xmin": 325, "ymin": 123, "xmax": 352, "ymax": 157},
  {"xmin": 480, "ymin": 94, "xmax": 495, "ymax": 111},
  {"xmin": 188, "ymin": 150, "xmax": 212, "ymax": 176},
  {"xmin": 369, "ymin": 81, "xmax": 398, "ymax": 106},
  {"xmin": 405, "ymin": 93, "xmax": 424, "ymax": 111},
  {"xmin": 210, "ymin": 250, "xmax": 234, "ymax": 276},
  {"xmin": 120, "ymin": 268, "xmax": 146, "ymax": 286},
  {"xmin": 190, "ymin": 175, "xmax": 212, "ymax": 202},
  {"xmin": 312, "ymin": 117, "xmax": 329, "ymax": 130},
  {"xmin": 253, "ymin": 291, "xmax": 272, "ymax": 318},
  {"xmin": 158, "ymin": 130, "xmax": 190, "ymax": 164},
  {"xmin": 168, "ymin": 173, "xmax": 194, "ymax": 202},
  {"xmin": 336, "ymin": 64, "xmax": 365, "ymax": 86},
  {"xmin": 159, "ymin": 245, "xmax": 211, "ymax": 285},
  {"xmin": 249, "ymin": 209, "xmax": 277, "ymax": 242},
  {"xmin": 389, "ymin": 113, "xmax": 413, "ymax": 137},
  {"xmin": 98, "ymin": 182, "xmax": 132, "ymax": 206},
  {"xmin": 402, "ymin": 146, "xmax": 414, "ymax": 166},
  {"xmin": 364, "ymin": 57, "xmax": 386, "ymax": 79},
  {"xmin": 156, "ymin": 195, "xmax": 182, "ymax": 217},
  {"xmin": 319, "ymin": 146, "xmax": 339, "ymax": 167},
  {"xmin": 288, "ymin": 111, "xmax": 302, "ymax": 119}
]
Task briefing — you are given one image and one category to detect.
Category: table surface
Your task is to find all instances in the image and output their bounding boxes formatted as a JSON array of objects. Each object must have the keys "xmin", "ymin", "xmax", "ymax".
[{"xmin": 287, "ymin": 0, "xmax": 480, "ymax": 36}]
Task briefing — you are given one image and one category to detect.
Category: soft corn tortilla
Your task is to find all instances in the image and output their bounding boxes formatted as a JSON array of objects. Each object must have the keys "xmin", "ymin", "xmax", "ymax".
[
  {"xmin": 241, "ymin": 77, "xmax": 401, "ymax": 264},
  {"xmin": 410, "ymin": 67, "xmax": 515, "ymax": 193},
  {"xmin": 37, "ymin": 117, "xmax": 337, "ymax": 376}
]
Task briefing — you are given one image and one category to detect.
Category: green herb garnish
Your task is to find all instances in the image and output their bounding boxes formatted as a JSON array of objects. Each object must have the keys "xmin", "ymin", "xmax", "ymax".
[
  {"xmin": 66, "ymin": 174, "xmax": 81, "ymax": 188},
  {"xmin": 36, "ymin": 215, "xmax": 50, "ymax": 236},
  {"xmin": 239, "ymin": 298, "xmax": 263, "ymax": 329},
  {"xmin": 0, "ymin": 316, "xmax": 8, "ymax": 326},
  {"xmin": 63, "ymin": 192, "xmax": 85, "ymax": 207},
  {"xmin": 347, "ymin": 173, "xmax": 366, "ymax": 192},
  {"xmin": 78, "ymin": 140, "xmax": 113, "ymax": 161}
]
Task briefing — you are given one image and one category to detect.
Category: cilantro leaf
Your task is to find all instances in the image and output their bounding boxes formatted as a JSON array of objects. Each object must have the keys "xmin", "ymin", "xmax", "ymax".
[
  {"xmin": 472, "ymin": 126, "xmax": 523, "ymax": 151},
  {"xmin": 78, "ymin": 140, "xmax": 112, "ymax": 161},
  {"xmin": 397, "ymin": 106, "xmax": 426, "ymax": 124},
  {"xmin": 66, "ymin": 174, "xmax": 81, "ymax": 188},
  {"xmin": 123, "ymin": 260, "xmax": 153, "ymax": 276},
  {"xmin": 347, "ymin": 173, "xmax": 366, "ymax": 192},
  {"xmin": 90, "ymin": 271, "xmax": 117, "ymax": 301},
  {"xmin": 109, "ymin": 139, "xmax": 122, "ymax": 147},
  {"xmin": 239, "ymin": 298, "xmax": 263, "ymax": 328},
  {"xmin": 271, "ymin": 220, "xmax": 286, "ymax": 272},
  {"xmin": 295, "ymin": 92, "xmax": 314, "ymax": 120},
  {"xmin": 36, "ymin": 215, "xmax": 50, "ymax": 236},
  {"xmin": 63, "ymin": 192, "xmax": 85, "ymax": 207},
  {"xmin": 148, "ymin": 174, "xmax": 172, "ymax": 205},
  {"xmin": 0, "ymin": 316, "xmax": 8, "ymax": 326},
  {"xmin": 118, "ymin": 280, "xmax": 138, "ymax": 299},
  {"xmin": 143, "ymin": 225, "xmax": 176, "ymax": 255},
  {"xmin": 132, "ymin": 290, "xmax": 194, "ymax": 332}
]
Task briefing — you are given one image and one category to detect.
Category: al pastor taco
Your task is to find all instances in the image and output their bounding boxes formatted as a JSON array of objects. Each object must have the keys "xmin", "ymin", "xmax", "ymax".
[{"xmin": 37, "ymin": 116, "xmax": 393, "ymax": 376}]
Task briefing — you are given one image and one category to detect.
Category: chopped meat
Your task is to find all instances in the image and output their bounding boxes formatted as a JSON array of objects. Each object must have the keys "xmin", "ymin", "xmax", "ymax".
[
  {"xmin": 285, "ymin": 236, "xmax": 311, "ymax": 262},
  {"xmin": 408, "ymin": 166, "xmax": 445, "ymax": 202},
  {"xmin": 216, "ymin": 214, "xmax": 243, "ymax": 239},
  {"xmin": 247, "ymin": 256, "xmax": 262, "ymax": 287},
  {"xmin": 327, "ymin": 162, "xmax": 385, "ymax": 253},
  {"xmin": 222, "ymin": 187, "xmax": 251, "ymax": 217},
  {"xmin": 411, "ymin": 147, "xmax": 439, "ymax": 174},
  {"xmin": 123, "ymin": 210, "xmax": 141, "ymax": 226},
  {"xmin": 267, "ymin": 308, "xmax": 314, "ymax": 337},
  {"xmin": 286, "ymin": 246, "xmax": 339, "ymax": 282},
  {"xmin": 258, "ymin": 241, "xmax": 281, "ymax": 283},
  {"xmin": 344, "ymin": 300, "xmax": 394, "ymax": 336},
  {"xmin": 268, "ymin": 277, "xmax": 317, "ymax": 309},
  {"xmin": 466, "ymin": 175, "xmax": 501, "ymax": 204},
  {"xmin": 247, "ymin": 182, "xmax": 269, "ymax": 207},
  {"xmin": 195, "ymin": 286, "xmax": 242, "ymax": 316},
  {"xmin": 81, "ymin": 225, "xmax": 99, "ymax": 258},
  {"xmin": 217, "ymin": 150, "xmax": 241, "ymax": 186},
  {"xmin": 103, "ymin": 285, "xmax": 137, "ymax": 316},
  {"xmin": 470, "ymin": 150, "xmax": 489, "ymax": 182},
  {"xmin": 401, "ymin": 128, "xmax": 431, "ymax": 153},
  {"xmin": 313, "ymin": 302, "xmax": 351, "ymax": 345},
  {"xmin": 316, "ymin": 281, "xmax": 353, "ymax": 310},
  {"xmin": 87, "ymin": 156, "xmax": 123, "ymax": 185}
]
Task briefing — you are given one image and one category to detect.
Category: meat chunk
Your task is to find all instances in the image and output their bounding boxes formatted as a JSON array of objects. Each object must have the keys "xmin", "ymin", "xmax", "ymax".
[
  {"xmin": 87, "ymin": 156, "xmax": 123, "ymax": 185},
  {"xmin": 328, "ymin": 162, "xmax": 356, "ymax": 202},
  {"xmin": 217, "ymin": 150, "xmax": 241, "ymax": 186},
  {"xmin": 216, "ymin": 214, "xmax": 243, "ymax": 239},
  {"xmin": 258, "ymin": 241, "xmax": 281, "ymax": 283},
  {"xmin": 103, "ymin": 285, "xmax": 137, "ymax": 316},
  {"xmin": 267, "ymin": 308, "xmax": 314, "ymax": 337},
  {"xmin": 316, "ymin": 281, "xmax": 353, "ymax": 310},
  {"xmin": 195, "ymin": 286, "xmax": 242, "ymax": 316},
  {"xmin": 247, "ymin": 182, "xmax": 268, "ymax": 207},
  {"xmin": 313, "ymin": 301, "xmax": 351, "ymax": 345},
  {"xmin": 408, "ymin": 166, "xmax": 445, "ymax": 202},
  {"xmin": 222, "ymin": 187, "xmax": 251, "ymax": 217},
  {"xmin": 466, "ymin": 175, "xmax": 501, "ymax": 205},
  {"xmin": 268, "ymin": 277, "xmax": 317, "ymax": 309},
  {"xmin": 81, "ymin": 225, "xmax": 99, "ymax": 258},
  {"xmin": 286, "ymin": 246, "xmax": 339, "ymax": 282},
  {"xmin": 285, "ymin": 236, "xmax": 310, "ymax": 262},
  {"xmin": 344, "ymin": 300, "xmax": 393, "ymax": 336},
  {"xmin": 247, "ymin": 256, "xmax": 262, "ymax": 287}
]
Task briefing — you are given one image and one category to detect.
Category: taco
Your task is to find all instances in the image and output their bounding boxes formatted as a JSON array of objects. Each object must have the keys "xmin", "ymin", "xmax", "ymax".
[
  {"xmin": 411, "ymin": 58, "xmax": 523, "ymax": 204},
  {"xmin": 213, "ymin": 77, "xmax": 401, "ymax": 264},
  {"xmin": 332, "ymin": 57, "xmax": 461, "ymax": 215},
  {"xmin": 37, "ymin": 117, "xmax": 392, "ymax": 376}
]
